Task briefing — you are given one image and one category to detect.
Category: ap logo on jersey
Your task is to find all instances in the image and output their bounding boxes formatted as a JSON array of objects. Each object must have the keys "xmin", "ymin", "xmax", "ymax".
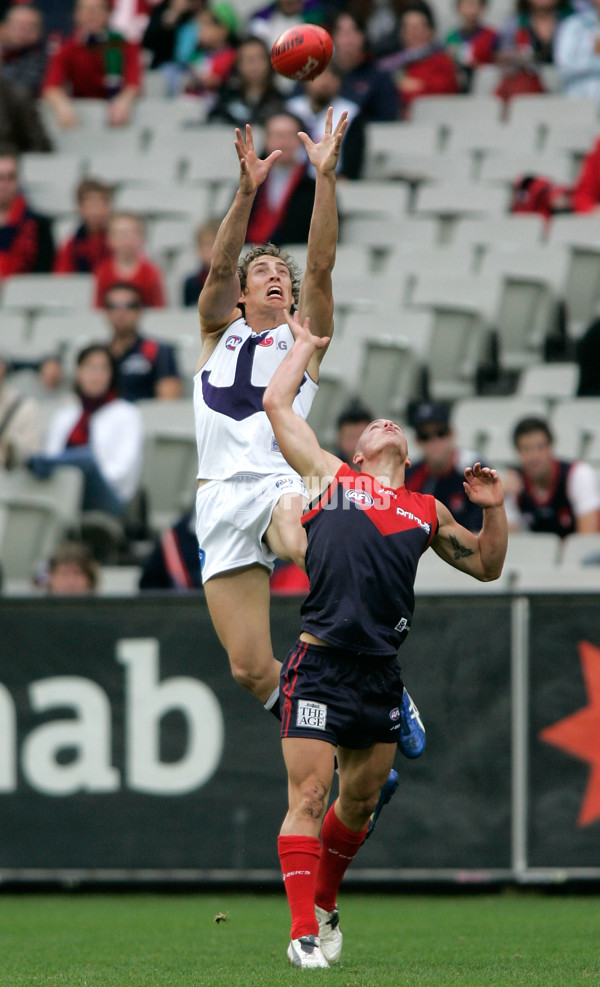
[
  {"xmin": 225, "ymin": 335, "xmax": 242, "ymax": 350},
  {"xmin": 345, "ymin": 488, "xmax": 374, "ymax": 509}
]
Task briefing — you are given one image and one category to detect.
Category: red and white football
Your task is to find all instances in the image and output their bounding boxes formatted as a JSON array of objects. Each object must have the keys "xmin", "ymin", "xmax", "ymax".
[{"xmin": 270, "ymin": 24, "xmax": 334, "ymax": 82}]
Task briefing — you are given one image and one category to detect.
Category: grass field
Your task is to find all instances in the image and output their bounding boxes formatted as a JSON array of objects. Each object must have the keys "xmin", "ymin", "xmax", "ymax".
[{"xmin": 2, "ymin": 891, "xmax": 599, "ymax": 986}]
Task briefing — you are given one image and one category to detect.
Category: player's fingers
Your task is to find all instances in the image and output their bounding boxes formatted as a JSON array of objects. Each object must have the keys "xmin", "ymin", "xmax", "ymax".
[
  {"xmin": 245, "ymin": 123, "xmax": 254, "ymax": 147},
  {"xmin": 324, "ymin": 106, "xmax": 333, "ymax": 134},
  {"xmin": 333, "ymin": 110, "xmax": 348, "ymax": 135}
]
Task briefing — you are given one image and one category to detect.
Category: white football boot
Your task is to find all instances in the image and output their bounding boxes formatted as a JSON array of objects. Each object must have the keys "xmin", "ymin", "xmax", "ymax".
[
  {"xmin": 287, "ymin": 934, "xmax": 329, "ymax": 969},
  {"xmin": 315, "ymin": 905, "xmax": 343, "ymax": 964}
]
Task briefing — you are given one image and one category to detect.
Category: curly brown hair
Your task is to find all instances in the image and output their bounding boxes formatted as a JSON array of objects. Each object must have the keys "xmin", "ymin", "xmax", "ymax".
[{"xmin": 237, "ymin": 243, "xmax": 302, "ymax": 310}]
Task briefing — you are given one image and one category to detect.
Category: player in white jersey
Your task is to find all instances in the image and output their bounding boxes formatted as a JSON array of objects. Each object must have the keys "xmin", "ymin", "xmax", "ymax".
[{"xmin": 194, "ymin": 109, "xmax": 348, "ymax": 714}]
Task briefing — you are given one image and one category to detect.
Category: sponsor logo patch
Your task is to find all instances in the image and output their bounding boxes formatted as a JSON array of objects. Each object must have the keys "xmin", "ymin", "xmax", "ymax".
[
  {"xmin": 258, "ymin": 335, "xmax": 274, "ymax": 347},
  {"xmin": 296, "ymin": 700, "xmax": 327, "ymax": 730},
  {"xmin": 345, "ymin": 488, "xmax": 374, "ymax": 509},
  {"xmin": 277, "ymin": 340, "xmax": 288, "ymax": 350},
  {"xmin": 276, "ymin": 477, "xmax": 294, "ymax": 489},
  {"xmin": 225, "ymin": 335, "xmax": 242, "ymax": 350},
  {"xmin": 389, "ymin": 706, "xmax": 400, "ymax": 722}
]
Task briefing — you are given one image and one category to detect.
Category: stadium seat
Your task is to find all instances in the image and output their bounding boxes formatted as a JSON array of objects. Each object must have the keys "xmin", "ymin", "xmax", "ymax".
[
  {"xmin": 1, "ymin": 274, "xmax": 95, "ymax": 315},
  {"xmin": 306, "ymin": 369, "xmax": 349, "ymax": 448},
  {"xmin": 338, "ymin": 215, "xmax": 439, "ymax": 253},
  {"xmin": 136, "ymin": 399, "xmax": 197, "ymax": 529},
  {"xmin": 113, "ymin": 183, "xmax": 211, "ymax": 223},
  {"xmin": 84, "ymin": 150, "xmax": 181, "ymax": 187},
  {"xmin": 546, "ymin": 216, "xmax": 600, "ymax": 336},
  {"xmin": 412, "ymin": 181, "xmax": 510, "ymax": 241},
  {"xmin": 336, "ymin": 181, "xmax": 411, "ymax": 222},
  {"xmin": 0, "ymin": 313, "xmax": 29, "ymax": 356},
  {"xmin": 516, "ymin": 362, "xmax": 579, "ymax": 401},
  {"xmin": 414, "ymin": 547, "xmax": 511, "ymax": 594},
  {"xmin": 506, "ymin": 95, "xmax": 599, "ymax": 145},
  {"xmin": 480, "ymin": 246, "xmax": 570, "ymax": 371},
  {"xmin": 0, "ymin": 466, "xmax": 83, "ymax": 580},
  {"xmin": 98, "ymin": 565, "xmax": 142, "ymax": 595},
  {"xmin": 503, "ymin": 532, "xmax": 562, "ymax": 581},
  {"xmin": 184, "ymin": 126, "xmax": 256, "ymax": 185},
  {"xmin": 21, "ymin": 152, "xmax": 84, "ymax": 190},
  {"xmin": 512, "ymin": 565, "xmax": 599, "ymax": 591},
  {"xmin": 451, "ymin": 395, "xmax": 549, "ymax": 463},
  {"xmin": 551, "ymin": 398, "xmax": 600, "ymax": 460},
  {"xmin": 361, "ymin": 337, "xmax": 420, "ymax": 419},
  {"xmin": 452, "ymin": 215, "xmax": 546, "ymax": 268},
  {"xmin": 560, "ymin": 533, "xmax": 600, "ymax": 566},
  {"xmin": 478, "ymin": 149, "xmax": 573, "ymax": 187}
]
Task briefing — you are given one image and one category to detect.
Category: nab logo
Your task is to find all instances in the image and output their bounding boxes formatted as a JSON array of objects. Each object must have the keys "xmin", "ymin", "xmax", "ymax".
[
  {"xmin": 225, "ymin": 335, "xmax": 242, "ymax": 351},
  {"xmin": 345, "ymin": 488, "xmax": 374, "ymax": 509},
  {"xmin": 258, "ymin": 335, "xmax": 274, "ymax": 347}
]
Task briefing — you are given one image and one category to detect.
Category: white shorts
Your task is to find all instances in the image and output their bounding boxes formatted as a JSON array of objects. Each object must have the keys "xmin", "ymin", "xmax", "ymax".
[{"xmin": 195, "ymin": 472, "xmax": 308, "ymax": 584}]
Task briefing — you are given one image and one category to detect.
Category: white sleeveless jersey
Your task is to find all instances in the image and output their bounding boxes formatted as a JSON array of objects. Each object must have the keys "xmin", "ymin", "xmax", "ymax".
[{"xmin": 194, "ymin": 316, "xmax": 318, "ymax": 479}]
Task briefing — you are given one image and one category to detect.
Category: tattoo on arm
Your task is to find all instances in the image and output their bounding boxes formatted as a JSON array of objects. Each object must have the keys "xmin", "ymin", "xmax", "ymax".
[{"xmin": 449, "ymin": 535, "xmax": 474, "ymax": 561}]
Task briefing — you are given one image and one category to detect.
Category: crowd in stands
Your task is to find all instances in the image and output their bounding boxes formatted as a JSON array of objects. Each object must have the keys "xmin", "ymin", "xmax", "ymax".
[{"xmin": 1, "ymin": 0, "xmax": 600, "ymax": 593}]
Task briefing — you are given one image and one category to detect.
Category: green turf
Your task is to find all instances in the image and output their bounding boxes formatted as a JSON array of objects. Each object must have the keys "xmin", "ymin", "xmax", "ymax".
[{"xmin": 1, "ymin": 891, "xmax": 599, "ymax": 986}]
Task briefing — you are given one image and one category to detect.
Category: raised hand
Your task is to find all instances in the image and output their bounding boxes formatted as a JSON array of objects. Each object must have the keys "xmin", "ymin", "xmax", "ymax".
[
  {"xmin": 283, "ymin": 308, "xmax": 330, "ymax": 350},
  {"xmin": 234, "ymin": 124, "xmax": 282, "ymax": 194},
  {"xmin": 298, "ymin": 107, "xmax": 348, "ymax": 176},
  {"xmin": 463, "ymin": 462, "xmax": 505, "ymax": 508}
]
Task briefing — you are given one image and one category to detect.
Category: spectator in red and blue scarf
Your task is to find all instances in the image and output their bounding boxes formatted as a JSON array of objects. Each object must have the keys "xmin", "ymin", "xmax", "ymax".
[
  {"xmin": 54, "ymin": 177, "xmax": 113, "ymax": 274},
  {"xmin": 0, "ymin": 147, "xmax": 54, "ymax": 278},
  {"xmin": 103, "ymin": 281, "xmax": 182, "ymax": 401},
  {"xmin": 445, "ymin": 0, "xmax": 499, "ymax": 92}
]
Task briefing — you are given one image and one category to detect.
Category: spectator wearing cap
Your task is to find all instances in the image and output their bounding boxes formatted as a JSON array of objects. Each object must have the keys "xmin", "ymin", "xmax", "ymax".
[
  {"xmin": 182, "ymin": 2, "xmax": 239, "ymax": 103},
  {"xmin": 102, "ymin": 282, "xmax": 182, "ymax": 401},
  {"xmin": 405, "ymin": 401, "xmax": 485, "ymax": 531},
  {"xmin": 332, "ymin": 398, "xmax": 374, "ymax": 468}
]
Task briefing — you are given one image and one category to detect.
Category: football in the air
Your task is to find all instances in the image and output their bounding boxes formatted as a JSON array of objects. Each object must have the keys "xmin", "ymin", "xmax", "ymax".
[{"xmin": 270, "ymin": 24, "xmax": 334, "ymax": 82}]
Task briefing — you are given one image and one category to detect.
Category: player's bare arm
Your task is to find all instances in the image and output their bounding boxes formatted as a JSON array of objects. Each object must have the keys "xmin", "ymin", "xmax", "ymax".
[
  {"xmin": 263, "ymin": 310, "xmax": 341, "ymax": 498},
  {"xmin": 297, "ymin": 108, "xmax": 348, "ymax": 379},
  {"xmin": 432, "ymin": 463, "xmax": 508, "ymax": 580},
  {"xmin": 197, "ymin": 124, "xmax": 282, "ymax": 345}
]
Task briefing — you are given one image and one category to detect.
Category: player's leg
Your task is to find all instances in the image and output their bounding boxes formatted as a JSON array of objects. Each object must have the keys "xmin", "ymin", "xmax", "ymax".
[
  {"xmin": 314, "ymin": 742, "xmax": 397, "ymax": 964},
  {"xmin": 263, "ymin": 491, "xmax": 307, "ymax": 569},
  {"xmin": 203, "ymin": 564, "xmax": 280, "ymax": 706},
  {"xmin": 279, "ymin": 737, "xmax": 335, "ymax": 968}
]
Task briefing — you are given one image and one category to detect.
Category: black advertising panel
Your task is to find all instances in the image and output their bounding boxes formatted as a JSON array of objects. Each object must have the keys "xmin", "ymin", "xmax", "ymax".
[
  {"xmin": 528, "ymin": 597, "xmax": 600, "ymax": 868},
  {"xmin": 366, "ymin": 597, "xmax": 513, "ymax": 871},
  {"xmin": 0, "ymin": 595, "xmax": 514, "ymax": 877}
]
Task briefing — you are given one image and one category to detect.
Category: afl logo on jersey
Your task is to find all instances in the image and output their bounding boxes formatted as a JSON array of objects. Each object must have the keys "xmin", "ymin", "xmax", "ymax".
[
  {"xmin": 258, "ymin": 335, "xmax": 274, "ymax": 347},
  {"xmin": 225, "ymin": 335, "xmax": 242, "ymax": 350},
  {"xmin": 345, "ymin": 488, "xmax": 374, "ymax": 509}
]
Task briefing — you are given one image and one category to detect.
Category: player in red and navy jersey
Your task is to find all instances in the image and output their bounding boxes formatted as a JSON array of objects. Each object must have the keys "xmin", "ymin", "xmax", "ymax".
[{"xmin": 263, "ymin": 311, "xmax": 508, "ymax": 969}]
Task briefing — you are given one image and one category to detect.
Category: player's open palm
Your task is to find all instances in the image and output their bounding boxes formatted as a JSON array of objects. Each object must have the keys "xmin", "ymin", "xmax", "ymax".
[
  {"xmin": 463, "ymin": 463, "xmax": 504, "ymax": 508},
  {"xmin": 234, "ymin": 125, "xmax": 281, "ymax": 193},
  {"xmin": 299, "ymin": 107, "xmax": 348, "ymax": 176}
]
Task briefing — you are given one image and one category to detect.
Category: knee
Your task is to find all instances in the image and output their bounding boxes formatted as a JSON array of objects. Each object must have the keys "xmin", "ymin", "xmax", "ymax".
[
  {"xmin": 228, "ymin": 646, "xmax": 271, "ymax": 694},
  {"xmin": 291, "ymin": 777, "xmax": 329, "ymax": 825},
  {"xmin": 338, "ymin": 790, "xmax": 379, "ymax": 829}
]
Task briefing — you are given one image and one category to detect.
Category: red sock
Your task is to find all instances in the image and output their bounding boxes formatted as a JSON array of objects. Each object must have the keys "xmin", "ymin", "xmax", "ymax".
[
  {"xmin": 278, "ymin": 834, "xmax": 321, "ymax": 939},
  {"xmin": 315, "ymin": 803, "xmax": 368, "ymax": 912}
]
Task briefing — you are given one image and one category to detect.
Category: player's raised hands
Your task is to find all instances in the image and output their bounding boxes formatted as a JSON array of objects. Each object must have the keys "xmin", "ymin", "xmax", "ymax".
[
  {"xmin": 463, "ymin": 462, "xmax": 505, "ymax": 508},
  {"xmin": 234, "ymin": 124, "xmax": 282, "ymax": 194},
  {"xmin": 298, "ymin": 107, "xmax": 348, "ymax": 176},
  {"xmin": 283, "ymin": 309, "xmax": 330, "ymax": 351}
]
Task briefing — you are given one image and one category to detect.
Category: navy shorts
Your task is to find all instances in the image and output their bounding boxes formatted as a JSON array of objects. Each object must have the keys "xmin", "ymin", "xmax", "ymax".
[{"xmin": 280, "ymin": 640, "xmax": 405, "ymax": 749}]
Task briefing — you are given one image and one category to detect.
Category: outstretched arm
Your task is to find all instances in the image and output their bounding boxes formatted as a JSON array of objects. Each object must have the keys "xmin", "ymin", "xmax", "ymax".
[
  {"xmin": 263, "ymin": 310, "xmax": 341, "ymax": 493},
  {"xmin": 431, "ymin": 463, "xmax": 508, "ymax": 581},
  {"xmin": 297, "ymin": 108, "xmax": 348, "ymax": 377},
  {"xmin": 198, "ymin": 125, "xmax": 282, "ymax": 336}
]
